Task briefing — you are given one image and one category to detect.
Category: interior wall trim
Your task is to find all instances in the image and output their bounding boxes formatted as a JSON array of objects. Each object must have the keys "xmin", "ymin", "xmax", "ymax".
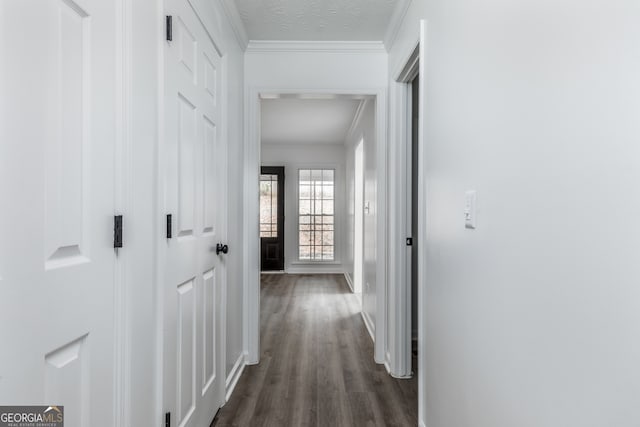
[
  {"xmin": 225, "ymin": 352, "xmax": 247, "ymax": 402},
  {"xmin": 343, "ymin": 272, "xmax": 354, "ymax": 293}
]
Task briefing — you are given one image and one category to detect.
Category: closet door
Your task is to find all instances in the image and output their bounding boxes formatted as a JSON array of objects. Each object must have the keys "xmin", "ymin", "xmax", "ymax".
[
  {"xmin": 162, "ymin": 0, "xmax": 227, "ymax": 425},
  {"xmin": 0, "ymin": 1, "xmax": 119, "ymax": 425}
]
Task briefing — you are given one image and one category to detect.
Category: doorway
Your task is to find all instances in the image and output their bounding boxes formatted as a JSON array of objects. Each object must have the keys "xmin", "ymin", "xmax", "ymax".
[
  {"xmin": 245, "ymin": 90, "xmax": 386, "ymax": 365},
  {"xmin": 260, "ymin": 166, "xmax": 285, "ymax": 271}
]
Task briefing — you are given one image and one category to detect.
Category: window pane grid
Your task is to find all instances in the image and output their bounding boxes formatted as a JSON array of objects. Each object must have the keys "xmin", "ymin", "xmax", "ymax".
[
  {"xmin": 260, "ymin": 174, "xmax": 278, "ymax": 238},
  {"xmin": 298, "ymin": 169, "xmax": 334, "ymax": 261}
]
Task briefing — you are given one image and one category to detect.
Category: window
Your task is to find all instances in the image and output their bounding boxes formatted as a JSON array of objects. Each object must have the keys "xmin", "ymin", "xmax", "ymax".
[
  {"xmin": 298, "ymin": 169, "xmax": 334, "ymax": 260},
  {"xmin": 260, "ymin": 174, "xmax": 278, "ymax": 237}
]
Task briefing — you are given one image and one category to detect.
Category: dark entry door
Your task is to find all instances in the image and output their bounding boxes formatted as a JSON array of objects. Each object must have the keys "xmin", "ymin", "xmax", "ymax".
[{"xmin": 260, "ymin": 166, "xmax": 285, "ymax": 271}]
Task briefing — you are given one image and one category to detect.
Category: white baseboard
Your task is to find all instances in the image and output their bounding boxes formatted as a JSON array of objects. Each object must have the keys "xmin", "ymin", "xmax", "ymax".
[
  {"xmin": 384, "ymin": 351, "xmax": 413, "ymax": 379},
  {"xmin": 286, "ymin": 267, "xmax": 344, "ymax": 274},
  {"xmin": 361, "ymin": 311, "xmax": 375, "ymax": 344},
  {"xmin": 384, "ymin": 359, "xmax": 392, "ymax": 375},
  {"xmin": 344, "ymin": 272, "xmax": 354, "ymax": 292},
  {"xmin": 225, "ymin": 352, "xmax": 246, "ymax": 402}
]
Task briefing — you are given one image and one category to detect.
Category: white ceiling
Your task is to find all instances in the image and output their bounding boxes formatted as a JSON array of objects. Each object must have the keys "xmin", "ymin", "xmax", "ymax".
[
  {"xmin": 232, "ymin": 0, "xmax": 400, "ymax": 41},
  {"xmin": 261, "ymin": 98, "xmax": 362, "ymax": 145}
]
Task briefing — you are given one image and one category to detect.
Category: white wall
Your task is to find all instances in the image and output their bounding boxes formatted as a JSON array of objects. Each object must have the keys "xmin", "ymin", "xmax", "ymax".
[
  {"xmin": 389, "ymin": 1, "xmax": 640, "ymax": 426},
  {"xmin": 262, "ymin": 143, "xmax": 346, "ymax": 273},
  {"xmin": 344, "ymin": 100, "xmax": 377, "ymax": 324},
  {"xmin": 245, "ymin": 50, "xmax": 387, "ymax": 91}
]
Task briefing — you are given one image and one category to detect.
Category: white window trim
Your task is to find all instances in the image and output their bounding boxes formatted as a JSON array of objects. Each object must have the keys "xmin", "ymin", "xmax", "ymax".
[{"xmin": 296, "ymin": 165, "xmax": 340, "ymax": 263}]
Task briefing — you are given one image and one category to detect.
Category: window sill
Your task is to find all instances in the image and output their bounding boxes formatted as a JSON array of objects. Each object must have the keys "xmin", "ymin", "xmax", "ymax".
[{"xmin": 290, "ymin": 261, "xmax": 341, "ymax": 265}]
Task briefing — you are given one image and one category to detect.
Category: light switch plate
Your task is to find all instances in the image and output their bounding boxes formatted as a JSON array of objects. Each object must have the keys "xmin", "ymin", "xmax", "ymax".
[{"xmin": 464, "ymin": 190, "xmax": 477, "ymax": 229}]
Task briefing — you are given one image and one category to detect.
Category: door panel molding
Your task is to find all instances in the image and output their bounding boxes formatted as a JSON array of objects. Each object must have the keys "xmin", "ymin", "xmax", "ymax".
[{"xmin": 160, "ymin": 1, "xmax": 227, "ymax": 425}]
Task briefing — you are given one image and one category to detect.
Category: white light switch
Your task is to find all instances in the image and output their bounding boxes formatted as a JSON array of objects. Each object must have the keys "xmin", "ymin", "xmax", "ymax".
[{"xmin": 464, "ymin": 190, "xmax": 477, "ymax": 229}]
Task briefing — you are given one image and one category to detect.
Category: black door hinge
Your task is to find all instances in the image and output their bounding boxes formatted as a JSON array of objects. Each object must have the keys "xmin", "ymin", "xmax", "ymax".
[
  {"xmin": 166, "ymin": 16, "xmax": 173, "ymax": 41},
  {"xmin": 406, "ymin": 237, "xmax": 413, "ymax": 246},
  {"xmin": 114, "ymin": 215, "xmax": 123, "ymax": 248},
  {"xmin": 165, "ymin": 412, "xmax": 170, "ymax": 427},
  {"xmin": 166, "ymin": 214, "xmax": 173, "ymax": 239}
]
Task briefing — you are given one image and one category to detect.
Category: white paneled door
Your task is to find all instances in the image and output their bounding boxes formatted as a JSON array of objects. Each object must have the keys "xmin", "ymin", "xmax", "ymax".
[
  {"xmin": 0, "ymin": 0, "xmax": 118, "ymax": 426},
  {"xmin": 162, "ymin": 1, "xmax": 227, "ymax": 426}
]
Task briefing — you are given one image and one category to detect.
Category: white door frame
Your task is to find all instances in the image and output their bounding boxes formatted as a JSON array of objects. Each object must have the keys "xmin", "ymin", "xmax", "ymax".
[
  {"xmin": 243, "ymin": 87, "xmax": 388, "ymax": 365},
  {"xmin": 353, "ymin": 137, "xmax": 365, "ymax": 295},
  {"xmin": 387, "ymin": 40, "xmax": 420, "ymax": 379},
  {"xmin": 114, "ymin": 0, "xmax": 132, "ymax": 424},
  {"xmin": 388, "ymin": 23, "xmax": 428, "ymax": 422},
  {"xmin": 386, "ymin": 22, "xmax": 429, "ymax": 427}
]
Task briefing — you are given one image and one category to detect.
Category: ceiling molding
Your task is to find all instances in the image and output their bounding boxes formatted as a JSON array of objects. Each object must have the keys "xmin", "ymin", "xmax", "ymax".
[
  {"xmin": 220, "ymin": 0, "xmax": 249, "ymax": 50},
  {"xmin": 246, "ymin": 40, "xmax": 386, "ymax": 54},
  {"xmin": 383, "ymin": 0, "xmax": 412, "ymax": 51}
]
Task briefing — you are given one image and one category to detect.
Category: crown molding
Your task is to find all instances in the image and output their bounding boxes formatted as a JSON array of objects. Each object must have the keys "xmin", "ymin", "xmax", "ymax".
[
  {"xmin": 220, "ymin": 0, "xmax": 249, "ymax": 50},
  {"xmin": 384, "ymin": 0, "xmax": 412, "ymax": 50},
  {"xmin": 246, "ymin": 40, "xmax": 386, "ymax": 54}
]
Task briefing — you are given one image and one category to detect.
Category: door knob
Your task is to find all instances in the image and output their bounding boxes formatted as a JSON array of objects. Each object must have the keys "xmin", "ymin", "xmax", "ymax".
[{"xmin": 216, "ymin": 243, "xmax": 228, "ymax": 255}]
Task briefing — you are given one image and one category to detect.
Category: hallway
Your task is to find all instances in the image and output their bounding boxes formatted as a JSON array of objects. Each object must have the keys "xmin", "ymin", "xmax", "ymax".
[{"xmin": 213, "ymin": 274, "xmax": 417, "ymax": 426}]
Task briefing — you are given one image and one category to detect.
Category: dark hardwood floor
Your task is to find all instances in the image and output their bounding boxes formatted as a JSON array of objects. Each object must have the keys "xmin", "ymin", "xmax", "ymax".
[{"xmin": 212, "ymin": 274, "xmax": 418, "ymax": 427}]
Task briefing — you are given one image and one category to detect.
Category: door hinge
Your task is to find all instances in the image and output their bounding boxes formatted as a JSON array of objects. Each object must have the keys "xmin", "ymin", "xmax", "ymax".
[
  {"xmin": 166, "ymin": 16, "xmax": 173, "ymax": 41},
  {"xmin": 406, "ymin": 237, "xmax": 413, "ymax": 246},
  {"xmin": 166, "ymin": 214, "xmax": 173, "ymax": 239},
  {"xmin": 114, "ymin": 215, "xmax": 123, "ymax": 248},
  {"xmin": 165, "ymin": 412, "xmax": 170, "ymax": 427}
]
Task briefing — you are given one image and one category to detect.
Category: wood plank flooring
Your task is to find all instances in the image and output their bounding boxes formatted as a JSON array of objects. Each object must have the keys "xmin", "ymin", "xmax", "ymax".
[{"xmin": 212, "ymin": 274, "xmax": 418, "ymax": 427}]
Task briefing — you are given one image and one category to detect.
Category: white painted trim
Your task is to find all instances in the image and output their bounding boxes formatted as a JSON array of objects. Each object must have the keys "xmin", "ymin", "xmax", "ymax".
[
  {"xmin": 396, "ymin": 42, "xmax": 420, "ymax": 83},
  {"xmin": 246, "ymin": 40, "xmax": 386, "ymax": 54},
  {"xmin": 286, "ymin": 267, "xmax": 345, "ymax": 275},
  {"xmin": 383, "ymin": 351, "xmax": 413, "ymax": 379},
  {"xmin": 243, "ymin": 87, "xmax": 262, "ymax": 366},
  {"xmin": 387, "ymin": 37, "xmax": 420, "ymax": 380},
  {"xmin": 219, "ymin": 0, "xmax": 249, "ymax": 50},
  {"xmin": 289, "ymin": 261, "xmax": 342, "ymax": 266},
  {"xmin": 114, "ymin": 0, "xmax": 132, "ymax": 424},
  {"xmin": 260, "ymin": 270, "xmax": 285, "ymax": 275},
  {"xmin": 344, "ymin": 272, "xmax": 354, "ymax": 293},
  {"xmin": 346, "ymin": 99, "xmax": 368, "ymax": 143},
  {"xmin": 153, "ymin": 0, "xmax": 166, "ymax": 423},
  {"xmin": 219, "ymin": 49, "xmax": 231, "ymax": 410},
  {"xmin": 361, "ymin": 311, "xmax": 375, "ymax": 344},
  {"xmin": 384, "ymin": 359, "xmax": 393, "ymax": 376},
  {"xmin": 244, "ymin": 87, "xmax": 388, "ymax": 368},
  {"xmin": 418, "ymin": 19, "xmax": 429, "ymax": 427},
  {"xmin": 383, "ymin": 0, "xmax": 412, "ymax": 51},
  {"xmin": 419, "ymin": 421, "xmax": 427, "ymax": 427},
  {"xmin": 373, "ymin": 88, "xmax": 389, "ymax": 367},
  {"xmin": 225, "ymin": 353, "xmax": 247, "ymax": 402}
]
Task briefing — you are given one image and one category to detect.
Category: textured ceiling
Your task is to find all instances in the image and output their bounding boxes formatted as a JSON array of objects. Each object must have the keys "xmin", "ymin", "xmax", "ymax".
[
  {"xmin": 233, "ymin": 0, "xmax": 399, "ymax": 41},
  {"xmin": 261, "ymin": 98, "xmax": 361, "ymax": 145}
]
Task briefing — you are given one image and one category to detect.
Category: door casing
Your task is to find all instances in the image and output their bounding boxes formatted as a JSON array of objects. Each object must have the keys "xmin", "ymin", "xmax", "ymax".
[{"xmin": 243, "ymin": 88, "xmax": 388, "ymax": 366}]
